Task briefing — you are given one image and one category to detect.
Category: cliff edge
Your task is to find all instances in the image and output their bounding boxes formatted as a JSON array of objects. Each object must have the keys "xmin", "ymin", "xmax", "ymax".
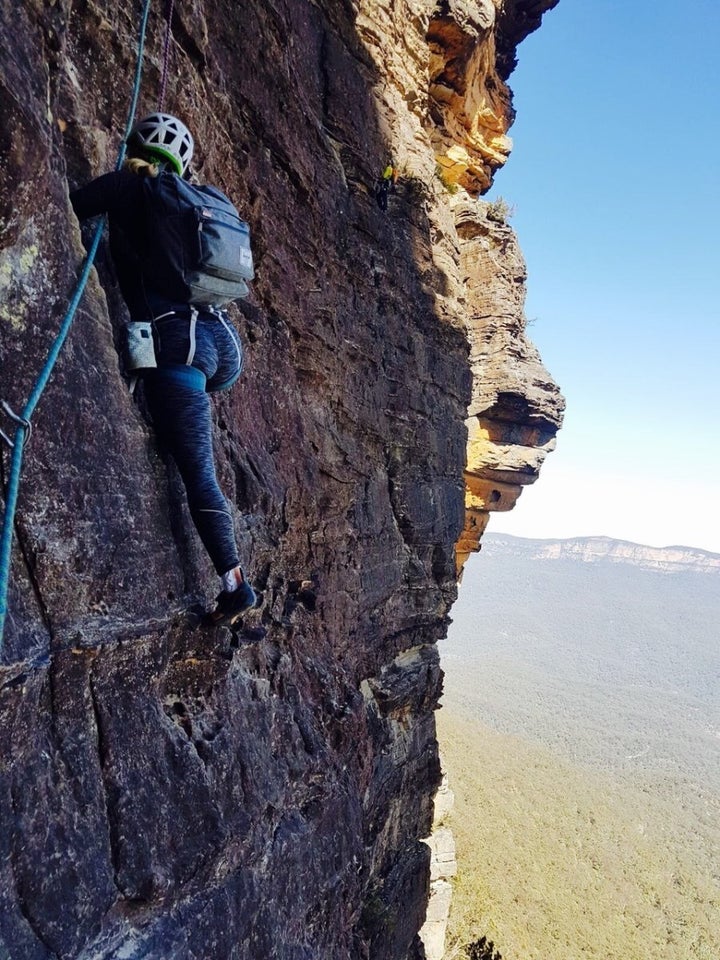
[{"xmin": 0, "ymin": 2, "xmax": 562, "ymax": 958}]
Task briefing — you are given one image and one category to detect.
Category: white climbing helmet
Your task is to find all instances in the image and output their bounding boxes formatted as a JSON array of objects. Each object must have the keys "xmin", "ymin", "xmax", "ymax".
[{"xmin": 128, "ymin": 112, "xmax": 194, "ymax": 177}]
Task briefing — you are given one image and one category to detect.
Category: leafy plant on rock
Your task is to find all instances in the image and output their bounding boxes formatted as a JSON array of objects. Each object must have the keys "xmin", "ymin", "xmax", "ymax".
[
  {"xmin": 485, "ymin": 196, "xmax": 515, "ymax": 223},
  {"xmin": 465, "ymin": 935, "xmax": 503, "ymax": 960}
]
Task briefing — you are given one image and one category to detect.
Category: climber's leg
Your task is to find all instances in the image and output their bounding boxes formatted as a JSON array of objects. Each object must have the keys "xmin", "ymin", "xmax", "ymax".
[{"xmin": 144, "ymin": 366, "xmax": 240, "ymax": 576}]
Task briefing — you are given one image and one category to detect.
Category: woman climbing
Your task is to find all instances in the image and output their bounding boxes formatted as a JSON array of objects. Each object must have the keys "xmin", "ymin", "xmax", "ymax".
[{"xmin": 70, "ymin": 113, "xmax": 256, "ymax": 626}]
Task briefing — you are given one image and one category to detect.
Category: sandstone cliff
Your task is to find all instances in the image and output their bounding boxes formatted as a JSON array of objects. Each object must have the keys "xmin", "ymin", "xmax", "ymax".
[{"xmin": 0, "ymin": 2, "xmax": 562, "ymax": 958}]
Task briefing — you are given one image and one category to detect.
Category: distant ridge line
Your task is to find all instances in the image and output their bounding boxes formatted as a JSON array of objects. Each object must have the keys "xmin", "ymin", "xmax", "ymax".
[{"xmin": 483, "ymin": 532, "xmax": 720, "ymax": 573}]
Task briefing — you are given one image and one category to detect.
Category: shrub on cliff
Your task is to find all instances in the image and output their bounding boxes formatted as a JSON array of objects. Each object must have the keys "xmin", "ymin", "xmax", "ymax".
[
  {"xmin": 484, "ymin": 197, "xmax": 515, "ymax": 223},
  {"xmin": 465, "ymin": 935, "xmax": 502, "ymax": 960}
]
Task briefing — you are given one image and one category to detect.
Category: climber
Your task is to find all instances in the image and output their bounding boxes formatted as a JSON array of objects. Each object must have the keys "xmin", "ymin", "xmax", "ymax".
[
  {"xmin": 69, "ymin": 113, "xmax": 256, "ymax": 626},
  {"xmin": 374, "ymin": 161, "xmax": 399, "ymax": 211}
]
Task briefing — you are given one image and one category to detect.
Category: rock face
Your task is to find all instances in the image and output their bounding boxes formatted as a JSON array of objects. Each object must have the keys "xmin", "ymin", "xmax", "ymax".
[
  {"xmin": 419, "ymin": 774, "xmax": 457, "ymax": 960},
  {"xmin": 453, "ymin": 198, "xmax": 565, "ymax": 572},
  {"xmin": 0, "ymin": 2, "xmax": 561, "ymax": 958}
]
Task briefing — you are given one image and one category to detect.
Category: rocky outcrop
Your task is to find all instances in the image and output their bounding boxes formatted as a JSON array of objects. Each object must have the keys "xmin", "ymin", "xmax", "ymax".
[
  {"xmin": 428, "ymin": 0, "xmax": 513, "ymax": 193},
  {"xmin": 427, "ymin": 0, "xmax": 561, "ymax": 193},
  {"xmin": 0, "ymin": 1, "xmax": 561, "ymax": 957},
  {"xmin": 353, "ymin": 0, "xmax": 565, "ymax": 576},
  {"xmin": 453, "ymin": 199, "xmax": 564, "ymax": 572},
  {"xmin": 419, "ymin": 774, "xmax": 457, "ymax": 960}
]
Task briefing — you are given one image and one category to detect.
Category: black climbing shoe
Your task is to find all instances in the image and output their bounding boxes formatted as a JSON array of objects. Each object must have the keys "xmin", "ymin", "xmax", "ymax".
[{"xmin": 207, "ymin": 580, "xmax": 257, "ymax": 627}]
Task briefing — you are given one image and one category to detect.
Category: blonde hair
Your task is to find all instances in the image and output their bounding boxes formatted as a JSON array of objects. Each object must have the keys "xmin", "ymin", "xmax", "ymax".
[{"xmin": 124, "ymin": 156, "xmax": 160, "ymax": 177}]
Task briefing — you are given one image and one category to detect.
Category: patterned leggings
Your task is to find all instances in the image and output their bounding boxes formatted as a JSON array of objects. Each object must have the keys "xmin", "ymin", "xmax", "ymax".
[{"xmin": 143, "ymin": 309, "xmax": 244, "ymax": 574}]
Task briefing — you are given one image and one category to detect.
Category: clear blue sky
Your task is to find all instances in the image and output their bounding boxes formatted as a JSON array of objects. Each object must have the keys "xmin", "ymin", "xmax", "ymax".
[{"xmin": 486, "ymin": 0, "xmax": 720, "ymax": 552}]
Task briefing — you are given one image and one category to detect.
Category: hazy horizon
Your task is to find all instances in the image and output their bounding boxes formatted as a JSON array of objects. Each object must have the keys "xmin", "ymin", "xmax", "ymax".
[{"xmin": 479, "ymin": 530, "xmax": 720, "ymax": 557}]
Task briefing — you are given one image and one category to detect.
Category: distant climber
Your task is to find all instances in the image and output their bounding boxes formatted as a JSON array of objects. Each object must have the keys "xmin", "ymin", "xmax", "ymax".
[
  {"xmin": 70, "ymin": 113, "xmax": 257, "ymax": 626},
  {"xmin": 374, "ymin": 161, "xmax": 399, "ymax": 211}
]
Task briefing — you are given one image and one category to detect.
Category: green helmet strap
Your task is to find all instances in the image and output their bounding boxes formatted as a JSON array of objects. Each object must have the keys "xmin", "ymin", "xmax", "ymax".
[{"xmin": 144, "ymin": 145, "xmax": 183, "ymax": 176}]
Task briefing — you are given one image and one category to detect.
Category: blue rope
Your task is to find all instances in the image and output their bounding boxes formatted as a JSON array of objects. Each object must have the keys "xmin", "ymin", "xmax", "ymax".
[{"xmin": 0, "ymin": 0, "xmax": 153, "ymax": 652}]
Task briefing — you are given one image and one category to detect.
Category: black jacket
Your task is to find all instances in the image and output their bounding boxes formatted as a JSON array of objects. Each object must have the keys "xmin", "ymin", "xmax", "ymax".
[{"xmin": 70, "ymin": 169, "xmax": 181, "ymax": 320}]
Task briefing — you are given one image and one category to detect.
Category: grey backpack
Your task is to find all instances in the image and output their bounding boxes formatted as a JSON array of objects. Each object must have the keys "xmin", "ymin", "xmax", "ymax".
[{"xmin": 142, "ymin": 172, "xmax": 254, "ymax": 306}]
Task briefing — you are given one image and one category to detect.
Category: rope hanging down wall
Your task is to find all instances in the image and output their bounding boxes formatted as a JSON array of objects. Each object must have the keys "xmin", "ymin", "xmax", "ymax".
[
  {"xmin": 158, "ymin": 0, "xmax": 177, "ymax": 111},
  {"xmin": 0, "ymin": 0, "xmax": 156, "ymax": 652}
]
